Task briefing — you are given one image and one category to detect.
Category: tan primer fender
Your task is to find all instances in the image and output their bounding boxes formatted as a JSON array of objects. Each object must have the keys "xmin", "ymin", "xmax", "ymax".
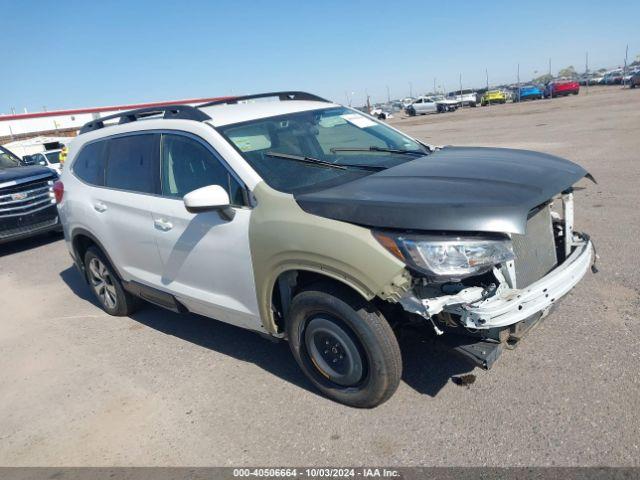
[{"xmin": 248, "ymin": 182, "xmax": 412, "ymax": 334}]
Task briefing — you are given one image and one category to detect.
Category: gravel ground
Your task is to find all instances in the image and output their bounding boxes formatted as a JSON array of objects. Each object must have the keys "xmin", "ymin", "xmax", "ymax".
[{"xmin": 1, "ymin": 86, "xmax": 638, "ymax": 466}]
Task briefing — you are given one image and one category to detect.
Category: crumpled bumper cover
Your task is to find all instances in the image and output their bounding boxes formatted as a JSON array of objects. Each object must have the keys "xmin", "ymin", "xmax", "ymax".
[{"xmin": 451, "ymin": 239, "xmax": 593, "ymax": 328}]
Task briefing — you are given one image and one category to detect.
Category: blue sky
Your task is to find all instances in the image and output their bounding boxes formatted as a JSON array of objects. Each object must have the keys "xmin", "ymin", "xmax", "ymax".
[{"xmin": 2, "ymin": 0, "xmax": 638, "ymax": 112}]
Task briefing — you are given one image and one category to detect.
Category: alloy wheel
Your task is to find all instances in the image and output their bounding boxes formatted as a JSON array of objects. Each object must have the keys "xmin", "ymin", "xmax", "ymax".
[{"xmin": 88, "ymin": 258, "xmax": 117, "ymax": 309}]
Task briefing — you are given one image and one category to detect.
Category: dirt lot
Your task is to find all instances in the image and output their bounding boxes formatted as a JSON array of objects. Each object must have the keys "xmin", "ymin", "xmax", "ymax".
[{"xmin": 1, "ymin": 86, "xmax": 639, "ymax": 466}]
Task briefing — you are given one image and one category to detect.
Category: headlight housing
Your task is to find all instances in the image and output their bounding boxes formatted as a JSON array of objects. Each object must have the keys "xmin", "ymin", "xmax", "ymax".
[{"xmin": 374, "ymin": 232, "xmax": 514, "ymax": 281}]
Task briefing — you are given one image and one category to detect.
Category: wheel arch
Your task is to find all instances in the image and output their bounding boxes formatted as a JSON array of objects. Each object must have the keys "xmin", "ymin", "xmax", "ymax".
[
  {"xmin": 70, "ymin": 228, "xmax": 123, "ymax": 281},
  {"xmin": 269, "ymin": 267, "xmax": 375, "ymax": 334}
]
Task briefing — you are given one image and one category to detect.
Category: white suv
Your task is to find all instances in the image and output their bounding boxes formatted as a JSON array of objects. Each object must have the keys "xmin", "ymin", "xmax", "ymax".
[{"xmin": 57, "ymin": 91, "xmax": 594, "ymax": 407}]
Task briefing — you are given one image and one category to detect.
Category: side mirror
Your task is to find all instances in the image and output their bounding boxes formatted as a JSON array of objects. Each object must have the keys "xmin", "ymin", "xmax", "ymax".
[{"xmin": 183, "ymin": 184, "xmax": 235, "ymax": 221}]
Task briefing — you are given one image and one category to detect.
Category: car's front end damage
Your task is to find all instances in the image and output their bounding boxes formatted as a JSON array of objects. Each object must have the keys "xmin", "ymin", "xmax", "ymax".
[
  {"xmin": 293, "ymin": 145, "xmax": 596, "ymax": 368},
  {"xmin": 393, "ymin": 192, "xmax": 595, "ymax": 368}
]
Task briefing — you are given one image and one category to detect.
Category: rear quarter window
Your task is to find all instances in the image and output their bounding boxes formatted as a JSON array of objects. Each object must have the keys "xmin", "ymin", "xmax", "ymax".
[{"xmin": 72, "ymin": 141, "xmax": 107, "ymax": 186}]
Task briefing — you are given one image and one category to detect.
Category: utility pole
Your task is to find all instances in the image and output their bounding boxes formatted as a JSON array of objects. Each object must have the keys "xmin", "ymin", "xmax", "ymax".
[
  {"xmin": 409, "ymin": 82, "xmax": 413, "ymax": 98},
  {"xmin": 459, "ymin": 73, "xmax": 463, "ymax": 108},
  {"xmin": 585, "ymin": 52, "xmax": 589, "ymax": 94},
  {"xmin": 386, "ymin": 85, "xmax": 390, "ymax": 103},
  {"xmin": 623, "ymin": 44, "xmax": 629, "ymax": 87},
  {"xmin": 547, "ymin": 58, "xmax": 551, "ymax": 100},
  {"xmin": 433, "ymin": 78, "xmax": 436, "ymax": 95},
  {"xmin": 517, "ymin": 63, "xmax": 521, "ymax": 102},
  {"xmin": 485, "ymin": 68, "xmax": 489, "ymax": 90}
]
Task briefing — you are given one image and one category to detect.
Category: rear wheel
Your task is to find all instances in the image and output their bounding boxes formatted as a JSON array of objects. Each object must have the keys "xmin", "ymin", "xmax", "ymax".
[
  {"xmin": 84, "ymin": 246, "xmax": 141, "ymax": 316},
  {"xmin": 286, "ymin": 284, "xmax": 402, "ymax": 408}
]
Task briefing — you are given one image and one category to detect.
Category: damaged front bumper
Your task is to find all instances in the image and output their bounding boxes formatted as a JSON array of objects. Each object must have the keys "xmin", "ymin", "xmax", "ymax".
[
  {"xmin": 453, "ymin": 238, "xmax": 592, "ymax": 329},
  {"xmin": 401, "ymin": 235, "xmax": 593, "ymax": 331},
  {"xmin": 398, "ymin": 235, "xmax": 593, "ymax": 369}
]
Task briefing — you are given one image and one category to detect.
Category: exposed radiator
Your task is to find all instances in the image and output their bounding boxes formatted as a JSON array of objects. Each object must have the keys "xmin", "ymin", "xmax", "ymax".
[{"xmin": 511, "ymin": 205, "xmax": 558, "ymax": 288}]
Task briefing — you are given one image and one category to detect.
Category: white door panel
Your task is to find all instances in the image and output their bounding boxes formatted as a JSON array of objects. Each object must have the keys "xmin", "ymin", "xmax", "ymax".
[
  {"xmin": 95, "ymin": 189, "xmax": 162, "ymax": 285},
  {"xmin": 151, "ymin": 197, "xmax": 261, "ymax": 330},
  {"xmin": 418, "ymin": 102, "xmax": 437, "ymax": 114}
]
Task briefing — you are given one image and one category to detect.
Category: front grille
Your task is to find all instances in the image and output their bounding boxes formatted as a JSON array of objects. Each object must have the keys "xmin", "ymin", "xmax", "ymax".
[
  {"xmin": 512, "ymin": 205, "xmax": 558, "ymax": 288},
  {"xmin": 0, "ymin": 177, "xmax": 55, "ymax": 218}
]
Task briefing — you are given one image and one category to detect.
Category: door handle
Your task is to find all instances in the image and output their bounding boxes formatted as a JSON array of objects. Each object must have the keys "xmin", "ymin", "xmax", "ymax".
[
  {"xmin": 154, "ymin": 218, "xmax": 173, "ymax": 231},
  {"xmin": 93, "ymin": 202, "xmax": 107, "ymax": 213}
]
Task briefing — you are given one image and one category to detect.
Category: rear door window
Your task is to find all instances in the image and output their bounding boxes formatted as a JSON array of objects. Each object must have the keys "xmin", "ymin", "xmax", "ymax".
[
  {"xmin": 105, "ymin": 134, "xmax": 159, "ymax": 194},
  {"xmin": 73, "ymin": 140, "xmax": 107, "ymax": 186}
]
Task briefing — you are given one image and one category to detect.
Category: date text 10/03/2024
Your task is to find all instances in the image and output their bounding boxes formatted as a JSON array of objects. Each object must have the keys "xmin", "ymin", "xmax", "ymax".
[{"xmin": 232, "ymin": 468, "xmax": 401, "ymax": 478}]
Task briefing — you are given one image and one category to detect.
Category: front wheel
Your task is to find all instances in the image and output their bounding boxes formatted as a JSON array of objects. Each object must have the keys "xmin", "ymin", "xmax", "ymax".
[{"xmin": 286, "ymin": 284, "xmax": 402, "ymax": 408}]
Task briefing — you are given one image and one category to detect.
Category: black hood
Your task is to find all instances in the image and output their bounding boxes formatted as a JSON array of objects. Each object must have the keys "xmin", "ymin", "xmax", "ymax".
[
  {"xmin": 0, "ymin": 165, "xmax": 56, "ymax": 188},
  {"xmin": 295, "ymin": 146, "xmax": 591, "ymax": 235}
]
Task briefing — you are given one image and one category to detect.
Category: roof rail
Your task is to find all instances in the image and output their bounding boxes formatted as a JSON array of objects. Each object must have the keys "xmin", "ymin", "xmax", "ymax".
[
  {"xmin": 79, "ymin": 105, "xmax": 212, "ymax": 134},
  {"xmin": 198, "ymin": 91, "xmax": 331, "ymax": 108}
]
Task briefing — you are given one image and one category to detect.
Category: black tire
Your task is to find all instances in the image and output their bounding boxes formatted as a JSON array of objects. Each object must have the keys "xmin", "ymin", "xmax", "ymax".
[
  {"xmin": 84, "ymin": 246, "xmax": 141, "ymax": 316},
  {"xmin": 286, "ymin": 283, "xmax": 402, "ymax": 408}
]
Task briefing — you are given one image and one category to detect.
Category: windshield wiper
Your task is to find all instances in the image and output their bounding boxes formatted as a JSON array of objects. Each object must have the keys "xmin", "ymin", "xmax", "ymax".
[
  {"xmin": 265, "ymin": 151, "xmax": 386, "ymax": 171},
  {"xmin": 330, "ymin": 146, "xmax": 427, "ymax": 156}
]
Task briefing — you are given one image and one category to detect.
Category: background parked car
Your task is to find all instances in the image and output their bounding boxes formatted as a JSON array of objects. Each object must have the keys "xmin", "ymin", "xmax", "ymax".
[
  {"xmin": 22, "ymin": 149, "xmax": 62, "ymax": 174},
  {"xmin": 513, "ymin": 85, "xmax": 544, "ymax": 101},
  {"xmin": 0, "ymin": 145, "xmax": 60, "ymax": 245},
  {"xmin": 544, "ymin": 80, "xmax": 580, "ymax": 98},
  {"xmin": 405, "ymin": 96, "xmax": 438, "ymax": 115},
  {"xmin": 603, "ymin": 70, "xmax": 624, "ymax": 85},
  {"xmin": 401, "ymin": 97, "xmax": 415, "ymax": 108},
  {"xmin": 623, "ymin": 68, "xmax": 640, "ymax": 85},
  {"xmin": 630, "ymin": 71, "xmax": 640, "ymax": 89},
  {"xmin": 431, "ymin": 95, "xmax": 460, "ymax": 112},
  {"xmin": 578, "ymin": 73, "xmax": 604, "ymax": 85},
  {"xmin": 446, "ymin": 89, "xmax": 478, "ymax": 107},
  {"xmin": 480, "ymin": 89, "xmax": 507, "ymax": 105}
]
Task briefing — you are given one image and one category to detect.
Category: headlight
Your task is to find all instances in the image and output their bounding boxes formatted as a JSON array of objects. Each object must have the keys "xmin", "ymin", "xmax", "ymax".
[{"xmin": 374, "ymin": 232, "xmax": 514, "ymax": 280}]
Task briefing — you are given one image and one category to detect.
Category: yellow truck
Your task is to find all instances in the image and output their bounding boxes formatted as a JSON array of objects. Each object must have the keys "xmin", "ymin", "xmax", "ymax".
[{"xmin": 480, "ymin": 90, "xmax": 507, "ymax": 106}]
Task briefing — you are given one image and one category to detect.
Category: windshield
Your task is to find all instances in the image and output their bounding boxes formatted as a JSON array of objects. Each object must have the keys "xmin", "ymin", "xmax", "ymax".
[
  {"xmin": 218, "ymin": 107, "xmax": 427, "ymax": 193},
  {"xmin": 45, "ymin": 151, "xmax": 61, "ymax": 164},
  {"xmin": 0, "ymin": 147, "xmax": 21, "ymax": 169}
]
